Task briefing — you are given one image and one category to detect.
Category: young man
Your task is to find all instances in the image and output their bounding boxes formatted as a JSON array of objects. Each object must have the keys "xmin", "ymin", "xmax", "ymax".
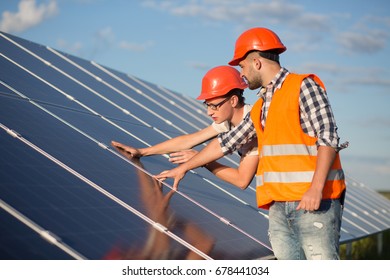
[
  {"xmin": 113, "ymin": 65, "xmax": 258, "ymax": 189},
  {"xmin": 155, "ymin": 27, "xmax": 347, "ymax": 260}
]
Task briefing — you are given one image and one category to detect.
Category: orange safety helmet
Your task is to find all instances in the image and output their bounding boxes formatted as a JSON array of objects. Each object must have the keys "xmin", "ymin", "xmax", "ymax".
[
  {"xmin": 228, "ymin": 27, "xmax": 287, "ymax": 66},
  {"xmin": 196, "ymin": 65, "xmax": 247, "ymax": 100}
]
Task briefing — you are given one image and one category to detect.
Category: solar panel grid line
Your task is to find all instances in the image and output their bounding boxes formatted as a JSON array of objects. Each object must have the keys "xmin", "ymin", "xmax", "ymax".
[
  {"xmin": 182, "ymin": 93, "xmax": 210, "ymax": 113},
  {"xmin": 0, "ymin": 49, "xmax": 175, "ymax": 146},
  {"xmin": 89, "ymin": 60, "xmax": 205, "ymax": 131},
  {"xmin": 125, "ymin": 73, "xmax": 204, "ymax": 131},
  {"xmin": 0, "ymin": 123, "xmax": 212, "ymax": 260},
  {"xmin": 127, "ymin": 74, "xmax": 211, "ymax": 125},
  {"xmin": 341, "ymin": 189, "xmax": 390, "ymax": 229},
  {"xmin": 99, "ymin": 114, "xmax": 156, "ymax": 146},
  {"xmin": 0, "ymin": 76, "xmax": 254, "ymax": 221},
  {"xmin": 49, "ymin": 47, "xmax": 196, "ymax": 133},
  {"xmin": 89, "ymin": 61, "xmax": 143, "ymax": 95},
  {"xmin": 343, "ymin": 217, "xmax": 371, "ymax": 236},
  {"xmin": 340, "ymin": 227, "xmax": 350, "ymax": 235},
  {"xmin": 0, "ymin": 199, "xmax": 86, "ymax": 260},
  {"xmin": 347, "ymin": 209, "xmax": 383, "ymax": 232},
  {"xmin": 145, "ymin": 82, "xmax": 256, "ymax": 177},
  {"xmin": 114, "ymin": 161, "xmax": 272, "ymax": 250},
  {"xmin": 2, "ymin": 122, "xmax": 274, "ymax": 258},
  {"xmin": 346, "ymin": 184, "xmax": 390, "ymax": 213},
  {"xmin": 0, "ymin": 79, "xmax": 152, "ymax": 149},
  {"xmin": 360, "ymin": 210, "xmax": 390, "ymax": 228},
  {"xmin": 157, "ymin": 227, "xmax": 213, "ymax": 260},
  {"xmin": 0, "ymin": 126, "xmax": 219, "ymax": 260},
  {"xmin": 1, "ymin": 74, "xmax": 261, "ymax": 228},
  {"xmin": 2, "ymin": 31, "xmax": 251, "ymax": 190},
  {"xmin": 0, "ymin": 80, "xmax": 272, "ymax": 253},
  {"xmin": 346, "ymin": 181, "xmax": 390, "ymax": 216},
  {"xmin": 0, "ymin": 35, "xmax": 264, "ymax": 220},
  {"xmin": 341, "ymin": 216, "xmax": 371, "ymax": 235},
  {"xmin": 0, "ymin": 33, "xmax": 188, "ymax": 137},
  {"xmin": 0, "ymin": 33, "xmax": 51, "ymax": 67},
  {"xmin": 156, "ymin": 85, "xmax": 210, "ymax": 127},
  {"xmin": 0, "ymin": 123, "xmax": 155, "ymax": 229},
  {"xmin": 0, "ymin": 52, "xmax": 98, "ymax": 118},
  {"xmin": 164, "ymin": 181, "xmax": 273, "ymax": 251},
  {"xmin": 201, "ymin": 177, "xmax": 251, "ymax": 206},
  {"xmin": 200, "ymin": 176, "xmax": 269, "ymax": 219},
  {"xmin": 100, "ymin": 163, "xmax": 272, "ymax": 251},
  {"xmin": 351, "ymin": 185, "xmax": 390, "ymax": 212},
  {"xmin": 112, "ymin": 165, "xmax": 273, "ymax": 253},
  {"xmin": 46, "ymin": 48, "xmax": 177, "ymax": 133},
  {"xmin": 344, "ymin": 194, "xmax": 390, "ymax": 227},
  {"xmin": 177, "ymin": 90, "xmax": 214, "ymax": 121},
  {"xmin": 338, "ymin": 186, "xmax": 390, "ymax": 235}
]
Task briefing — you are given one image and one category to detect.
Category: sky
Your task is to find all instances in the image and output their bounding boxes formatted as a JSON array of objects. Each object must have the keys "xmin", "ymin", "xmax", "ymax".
[{"xmin": 1, "ymin": 0, "xmax": 390, "ymax": 192}]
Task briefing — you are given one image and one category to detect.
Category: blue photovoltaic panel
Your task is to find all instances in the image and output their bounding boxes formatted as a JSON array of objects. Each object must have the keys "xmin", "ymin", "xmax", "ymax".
[
  {"xmin": 0, "ymin": 31, "xmax": 389, "ymax": 260},
  {"xmin": 0, "ymin": 92, "xmax": 270, "ymax": 260}
]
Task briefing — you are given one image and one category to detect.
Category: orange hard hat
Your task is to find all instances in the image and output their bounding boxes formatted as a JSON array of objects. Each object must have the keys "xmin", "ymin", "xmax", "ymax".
[
  {"xmin": 228, "ymin": 27, "xmax": 286, "ymax": 66},
  {"xmin": 196, "ymin": 66, "xmax": 247, "ymax": 100}
]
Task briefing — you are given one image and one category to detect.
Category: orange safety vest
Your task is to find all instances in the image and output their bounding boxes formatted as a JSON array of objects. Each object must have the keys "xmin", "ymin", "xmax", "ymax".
[{"xmin": 250, "ymin": 73, "xmax": 346, "ymax": 209}]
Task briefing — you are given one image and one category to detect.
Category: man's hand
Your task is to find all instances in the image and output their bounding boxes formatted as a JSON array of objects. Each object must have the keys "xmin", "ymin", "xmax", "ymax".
[
  {"xmin": 111, "ymin": 141, "xmax": 142, "ymax": 158},
  {"xmin": 296, "ymin": 186, "xmax": 323, "ymax": 211},
  {"xmin": 154, "ymin": 165, "xmax": 188, "ymax": 190},
  {"xmin": 169, "ymin": 149, "xmax": 198, "ymax": 164},
  {"xmin": 296, "ymin": 146, "xmax": 336, "ymax": 211}
]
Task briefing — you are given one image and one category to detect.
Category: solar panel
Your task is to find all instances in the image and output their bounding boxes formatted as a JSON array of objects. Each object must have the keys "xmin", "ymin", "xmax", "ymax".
[{"xmin": 0, "ymin": 31, "xmax": 389, "ymax": 260}]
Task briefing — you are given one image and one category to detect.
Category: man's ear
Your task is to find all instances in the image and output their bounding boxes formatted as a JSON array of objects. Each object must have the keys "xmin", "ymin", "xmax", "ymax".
[
  {"xmin": 248, "ymin": 52, "xmax": 262, "ymax": 70},
  {"xmin": 253, "ymin": 56, "xmax": 262, "ymax": 70},
  {"xmin": 230, "ymin": 95, "xmax": 239, "ymax": 107}
]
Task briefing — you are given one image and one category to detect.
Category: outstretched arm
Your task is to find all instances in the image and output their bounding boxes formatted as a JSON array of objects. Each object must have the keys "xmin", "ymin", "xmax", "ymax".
[
  {"xmin": 154, "ymin": 138, "xmax": 224, "ymax": 189},
  {"xmin": 111, "ymin": 125, "xmax": 218, "ymax": 158},
  {"xmin": 204, "ymin": 154, "xmax": 258, "ymax": 190},
  {"xmin": 155, "ymin": 113, "xmax": 257, "ymax": 189}
]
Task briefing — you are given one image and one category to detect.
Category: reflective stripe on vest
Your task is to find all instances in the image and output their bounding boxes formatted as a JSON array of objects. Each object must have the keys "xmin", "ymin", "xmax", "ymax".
[
  {"xmin": 256, "ymin": 169, "xmax": 345, "ymax": 186},
  {"xmin": 261, "ymin": 144, "xmax": 318, "ymax": 157}
]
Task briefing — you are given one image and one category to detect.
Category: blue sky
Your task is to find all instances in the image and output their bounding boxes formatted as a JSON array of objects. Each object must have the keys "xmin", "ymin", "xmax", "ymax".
[{"xmin": 1, "ymin": 0, "xmax": 390, "ymax": 192}]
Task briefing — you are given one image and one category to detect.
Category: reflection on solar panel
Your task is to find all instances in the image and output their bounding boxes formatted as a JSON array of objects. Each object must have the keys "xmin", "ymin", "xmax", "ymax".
[{"xmin": 0, "ymin": 31, "xmax": 389, "ymax": 260}]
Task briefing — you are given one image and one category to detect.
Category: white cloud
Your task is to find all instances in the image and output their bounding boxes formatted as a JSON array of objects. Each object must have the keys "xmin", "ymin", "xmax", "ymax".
[
  {"xmin": 188, "ymin": 61, "xmax": 210, "ymax": 70},
  {"xmin": 0, "ymin": 0, "xmax": 58, "ymax": 33},
  {"xmin": 118, "ymin": 40, "xmax": 155, "ymax": 52},
  {"xmin": 141, "ymin": 0, "xmax": 331, "ymax": 31},
  {"xmin": 339, "ymin": 30, "xmax": 388, "ymax": 54},
  {"xmin": 56, "ymin": 38, "xmax": 83, "ymax": 55},
  {"xmin": 95, "ymin": 27, "xmax": 115, "ymax": 42},
  {"xmin": 141, "ymin": 0, "xmax": 390, "ymax": 57}
]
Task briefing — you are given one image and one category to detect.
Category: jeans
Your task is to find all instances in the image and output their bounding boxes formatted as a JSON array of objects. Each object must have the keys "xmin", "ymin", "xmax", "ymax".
[{"xmin": 268, "ymin": 199, "xmax": 343, "ymax": 260}]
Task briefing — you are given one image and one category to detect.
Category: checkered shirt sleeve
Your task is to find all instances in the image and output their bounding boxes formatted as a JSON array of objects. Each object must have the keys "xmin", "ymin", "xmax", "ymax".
[
  {"xmin": 299, "ymin": 77, "xmax": 340, "ymax": 147},
  {"xmin": 217, "ymin": 112, "xmax": 257, "ymax": 155}
]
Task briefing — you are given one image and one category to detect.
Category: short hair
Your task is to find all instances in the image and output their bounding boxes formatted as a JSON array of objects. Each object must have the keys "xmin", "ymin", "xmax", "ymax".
[
  {"xmin": 247, "ymin": 50, "xmax": 281, "ymax": 64},
  {"xmin": 224, "ymin": 88, "xmax": 245, "ymax": 105}
]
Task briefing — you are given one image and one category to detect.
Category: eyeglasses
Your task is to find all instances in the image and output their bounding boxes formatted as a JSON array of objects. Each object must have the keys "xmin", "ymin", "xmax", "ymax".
[{"xmin": 203, "ymin": 97, "xmax": 230, "ymax": 111}]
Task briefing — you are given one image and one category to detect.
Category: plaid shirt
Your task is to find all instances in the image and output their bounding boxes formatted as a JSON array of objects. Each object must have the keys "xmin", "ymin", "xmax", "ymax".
[{"xmin": 218, "ymin": 67, "xmax": 340, "ymax": 155}]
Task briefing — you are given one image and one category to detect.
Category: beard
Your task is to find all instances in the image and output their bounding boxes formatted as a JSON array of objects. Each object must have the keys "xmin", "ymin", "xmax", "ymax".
[
  {"xmin": 245, "ymin": 67, "xmax": 263, "ymax": 90},
  {"xmin": 247, "ymin": 76, "xmax": 262, "ymax": 90}
]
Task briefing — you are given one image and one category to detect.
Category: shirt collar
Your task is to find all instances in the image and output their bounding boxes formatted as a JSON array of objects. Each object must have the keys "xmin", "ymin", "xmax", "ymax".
[
  {"xmin": 257, "ymin": 67, "xmax": 289, "ymax": 98},
  {"xmin": 272, "ymin": 67, "xmax": 289, "ymax": 90}
]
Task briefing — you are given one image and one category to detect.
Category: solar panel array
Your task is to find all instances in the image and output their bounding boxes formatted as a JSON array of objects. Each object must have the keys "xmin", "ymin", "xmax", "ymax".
[{"xmin": 1, "ymin": 31, "xmax": 389, "ymax": 260}]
